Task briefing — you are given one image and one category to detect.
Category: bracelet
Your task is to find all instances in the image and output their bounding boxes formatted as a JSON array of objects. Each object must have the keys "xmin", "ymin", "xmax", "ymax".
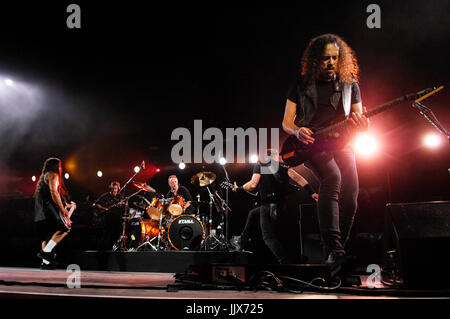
[{"xmin": 237, "ymin": 186, "xmax": 244, "ymax": 192}]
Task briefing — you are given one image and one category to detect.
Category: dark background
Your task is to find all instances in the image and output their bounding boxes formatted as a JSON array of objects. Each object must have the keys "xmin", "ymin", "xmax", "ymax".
[{"xmin": 0, "ymin": 1, "xmax": 448, "ymax": 266}]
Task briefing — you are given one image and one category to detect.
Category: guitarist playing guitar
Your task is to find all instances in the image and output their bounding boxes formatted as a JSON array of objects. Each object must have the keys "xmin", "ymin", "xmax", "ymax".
[
  {"xmin": 34, "ymin": 158, "xmax": 77, "ymax": 269},
  {"xmin": 282, "ymin": 34, "xmax": 369, "ymax": 265}
]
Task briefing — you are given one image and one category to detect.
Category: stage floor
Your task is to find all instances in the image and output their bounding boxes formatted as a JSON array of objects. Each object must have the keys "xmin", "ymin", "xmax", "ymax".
[{"xmin": 0, "ymin": 266, "xmax": 393, "ymax": 300}]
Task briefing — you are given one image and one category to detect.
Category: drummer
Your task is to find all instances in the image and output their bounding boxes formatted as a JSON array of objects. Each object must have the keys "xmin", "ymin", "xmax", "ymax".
[{"xmin": 167, "ymin": 175, "xmax": 194, "ymax": 215}]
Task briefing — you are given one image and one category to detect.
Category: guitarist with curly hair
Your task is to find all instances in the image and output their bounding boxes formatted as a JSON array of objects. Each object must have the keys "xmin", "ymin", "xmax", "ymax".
[{"xmin": 282, "ymin": 34, "xmax": 369, "ymax": 265}]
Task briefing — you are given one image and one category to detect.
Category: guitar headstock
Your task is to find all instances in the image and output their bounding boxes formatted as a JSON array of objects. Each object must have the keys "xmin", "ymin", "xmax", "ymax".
[{"xmin": 220, "ymin": 181, "xmax": 233, "ymax": 189}]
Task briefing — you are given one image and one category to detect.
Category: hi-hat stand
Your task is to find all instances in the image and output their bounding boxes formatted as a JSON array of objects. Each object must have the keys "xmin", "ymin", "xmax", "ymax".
[{"xmin": 201, "ymin": 186, "xmax": 229, "ymax": 251}]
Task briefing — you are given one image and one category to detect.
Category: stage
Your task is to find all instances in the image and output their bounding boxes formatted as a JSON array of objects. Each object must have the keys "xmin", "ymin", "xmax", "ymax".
[{"xmin": 1, "ymin": 265, "xmax": 450, "ymax": 305}]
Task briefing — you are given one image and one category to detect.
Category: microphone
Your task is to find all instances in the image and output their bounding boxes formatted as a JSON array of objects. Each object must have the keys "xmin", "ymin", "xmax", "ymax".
[{"xmin": 141, "ymin": 160, "xmax": 145, "ymax": 171}]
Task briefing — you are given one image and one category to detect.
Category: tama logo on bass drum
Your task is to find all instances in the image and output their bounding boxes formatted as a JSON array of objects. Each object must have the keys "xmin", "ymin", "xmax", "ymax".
[{"xmin": 178, "ymin": 219, "xmax": 194, "ymax": 224}]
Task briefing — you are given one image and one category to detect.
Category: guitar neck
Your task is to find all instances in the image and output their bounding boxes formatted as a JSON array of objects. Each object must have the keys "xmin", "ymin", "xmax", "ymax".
[
  {"xmin": 315, "ymin": 94, "xmax": 408, "ymax": 137},
  {"xmin": 221, "ymin": 182, "xmax": 258, "ymax": 197}
]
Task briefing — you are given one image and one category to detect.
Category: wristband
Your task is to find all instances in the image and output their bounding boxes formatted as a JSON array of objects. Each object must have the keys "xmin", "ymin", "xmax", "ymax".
[{"xmin": 237, "ymin": 186, "xmax": 244, "ymax": 192}]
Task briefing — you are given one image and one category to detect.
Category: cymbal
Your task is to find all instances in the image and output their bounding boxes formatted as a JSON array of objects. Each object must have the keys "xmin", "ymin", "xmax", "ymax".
[
  {"xmin": 133, "ymin": 182, "xmax": 156, "ymax": 193},
  {"xmin": 190, "ymin": 171, "xmax": 216, "ymax": 187}
]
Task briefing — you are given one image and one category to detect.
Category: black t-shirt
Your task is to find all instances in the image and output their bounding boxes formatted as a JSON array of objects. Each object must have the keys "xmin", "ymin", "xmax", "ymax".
[
  {"xmin": 253, "ymin": 162, "xmax": 289, "ymax": 203},
  {"xmin": 287, "ymin": 78, "xmax": 361, "ymax": 129}
]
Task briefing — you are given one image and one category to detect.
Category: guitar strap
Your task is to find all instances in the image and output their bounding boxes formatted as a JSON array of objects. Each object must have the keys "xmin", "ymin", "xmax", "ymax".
[{"xmin": 342, "ymin": 81, "xmax": 352, "ymax": 117}]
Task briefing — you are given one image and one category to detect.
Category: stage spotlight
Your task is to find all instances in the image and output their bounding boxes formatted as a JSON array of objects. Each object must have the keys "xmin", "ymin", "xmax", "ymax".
[
  {"xmin": 355, "ymin": 133, "xmax": 379, "ymax": 157},
  {"xmin": 156, "ymin": 168, "xmax": 161, "ymax": 173},
  {"xmin": 219, "ymin": 157, "xmax": 227, "ymax": 165},
  {"xmin": 4, "ymin": 78, "xmax": 14, "ymax": 87},
  {"xmin": 31, "ymin": 176, "xmax": 36, "ymax": 182},
  {"xmin": 134, "ymin": 166, "xmax": 140, "ymax": 173},
  {"xmin": 97, "ymin": 170, "xmax": 103, "ymax": 177},
  {"xmin": 423, "ymin": 133, "xmax": 442, "ymax": 149},
  {"xmin": 179, "ymin": 162, "xmax": 186, "ymax": 170},
  {"xmin": 250, "ymin": 154, "xmax": 258, "ymax": 163},
  {"xmin": 64, "ymin": 173, "xmax": 70, "ymax": 180}
]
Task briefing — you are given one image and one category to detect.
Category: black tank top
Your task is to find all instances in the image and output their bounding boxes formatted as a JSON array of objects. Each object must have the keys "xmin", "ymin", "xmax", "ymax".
[{"xmin": 34, "ymin": 172, "xmax": 60, "ymax": 222}]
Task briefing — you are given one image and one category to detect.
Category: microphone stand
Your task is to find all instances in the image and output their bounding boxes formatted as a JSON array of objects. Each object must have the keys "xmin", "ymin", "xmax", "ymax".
[
  {"xmin": 118, "ymin": 162, "xmax": 144, "ymax": 196},
  {"xmin": 220, "ymin": 163, "xmax": 231, "ymax": 246},
  {"xmin": 412, "ymin": 102, "xmax": 450, "ymax": 141}
]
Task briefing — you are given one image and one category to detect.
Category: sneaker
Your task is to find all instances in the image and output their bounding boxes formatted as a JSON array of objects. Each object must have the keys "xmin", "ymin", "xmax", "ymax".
[
  {"xmin": 37, "ymin": 250, "xmax": 56, "ymax": 262},
  {"xmin": 40, "ymin": 261, "xmax": 56, "ymax": 270}
]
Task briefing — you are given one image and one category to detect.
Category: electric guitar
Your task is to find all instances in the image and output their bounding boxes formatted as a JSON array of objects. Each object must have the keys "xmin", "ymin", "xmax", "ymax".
[
  {"xmin": 59, "ymin": 202, "xmax": 76, "ymax": 229},
  {"xmin": 281, "ymin": 86, "xmax": 442, "ymax": 167},
  {"xmin": 220, "ymin": 181, "xmax": 260, "ymax": 206}
]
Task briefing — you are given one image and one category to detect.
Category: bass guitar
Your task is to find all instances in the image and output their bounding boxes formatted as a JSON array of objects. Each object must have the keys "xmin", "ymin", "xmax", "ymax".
[{"xmin": 59, "ymin": 202, "xmax": 76, "ymax": 230}]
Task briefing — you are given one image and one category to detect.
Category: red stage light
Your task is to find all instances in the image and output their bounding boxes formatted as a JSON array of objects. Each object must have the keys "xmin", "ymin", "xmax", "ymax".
[{"xmin": 156, "ymin": 168, "xmax": 161, "ymax": 173}]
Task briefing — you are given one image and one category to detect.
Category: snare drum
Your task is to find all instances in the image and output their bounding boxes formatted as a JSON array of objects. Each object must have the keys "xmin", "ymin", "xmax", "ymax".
[{"xmin": 168, "ymin": 195, "xmax": 185, "ymax": 216}]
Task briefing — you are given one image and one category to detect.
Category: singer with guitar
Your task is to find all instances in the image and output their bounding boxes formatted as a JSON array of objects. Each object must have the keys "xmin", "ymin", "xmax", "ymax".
[
  {"xmin": 34, "ymin": 157, "xmax": 76, "ymax": 269},
  {"xmin": 231, "ymin": 149, "xmax": 318, "ymax": 264},
  {"xmin": 282, "ymin": 34, "xmax": 369, "ymax": 265}
]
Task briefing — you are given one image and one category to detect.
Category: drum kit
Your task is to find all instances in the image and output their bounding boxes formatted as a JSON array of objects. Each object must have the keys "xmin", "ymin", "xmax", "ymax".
[{"xmin": 112, "ymin": 171, "xmax": 231, "ymax": 252}]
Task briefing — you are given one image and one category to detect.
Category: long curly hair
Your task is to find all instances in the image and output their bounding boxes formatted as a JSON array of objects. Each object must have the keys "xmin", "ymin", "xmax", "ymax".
[{"xmin": 300, "ymin": 34, "xmax": 359, "ymax": 85}]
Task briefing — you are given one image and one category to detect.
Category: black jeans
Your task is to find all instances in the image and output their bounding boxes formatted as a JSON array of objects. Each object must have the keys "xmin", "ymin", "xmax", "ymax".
[
  {"xmin": 241, "ymin": 204, "xmax": 290, "ymax": 264},
  {"xmin": 306, "ymin": 145, "xmax": 359, "ymax": 258},
  {"xmin": 240, "ymin": 206, "xmax": 261, "ymax": 250}
]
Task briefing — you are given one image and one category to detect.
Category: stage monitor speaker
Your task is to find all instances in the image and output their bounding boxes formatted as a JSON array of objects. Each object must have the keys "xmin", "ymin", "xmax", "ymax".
[{"xmin": 384, "ymin": 201, "xmax": 450, "ymax": 289}]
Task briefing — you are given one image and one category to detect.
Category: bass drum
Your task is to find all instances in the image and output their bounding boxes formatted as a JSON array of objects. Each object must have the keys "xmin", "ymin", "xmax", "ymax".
[
  {"xmin": 167, "ymin": 215, "xmax": 204, "ymax": 250},
  {"xmin": 123, "ymin": 218, "xmax": 161, "ymax": 250}
]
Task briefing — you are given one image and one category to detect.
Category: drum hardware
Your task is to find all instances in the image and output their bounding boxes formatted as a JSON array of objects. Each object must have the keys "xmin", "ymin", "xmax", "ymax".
[
  {"xmin": 113, "ymin": 182, "xmax": 166, "ymax": 251},
  {"xmin": 111, "ymin": 161, "xmax": 146, "ymax": 251},
  {"xmin": 200, "ymin": 185, "xmax": 229, "ymax": 251},
  {"xmin": 219, "ymin": 163, "xmax": 234, "ymax": 250},
  {"xmin": 112, "ymin": 188, "xmax": 144, "ymax": 251},
  {"xmin": 189, "ymin": 170, "xmax": 233, "ymax": 251}
]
